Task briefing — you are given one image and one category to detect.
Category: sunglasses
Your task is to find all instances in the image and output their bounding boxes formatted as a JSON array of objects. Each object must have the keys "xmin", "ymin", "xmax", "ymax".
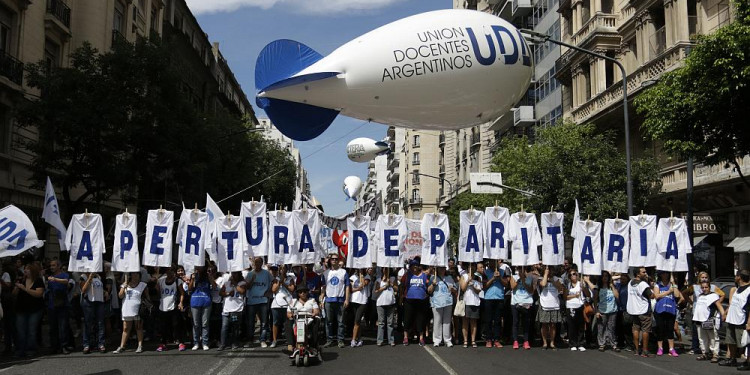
[{"xmin": 570, "ymin": 273, "xmax": 578, "ymax": 276}]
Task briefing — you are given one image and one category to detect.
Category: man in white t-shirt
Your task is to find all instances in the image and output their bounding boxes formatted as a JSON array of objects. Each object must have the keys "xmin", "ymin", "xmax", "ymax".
[
  {"xmin": 321, "ymin": 254, "xmax": 350, "ymax": 348},
  {"xmin": 627, "ymin": 267, "xmax": 654, "ymax": 357}
]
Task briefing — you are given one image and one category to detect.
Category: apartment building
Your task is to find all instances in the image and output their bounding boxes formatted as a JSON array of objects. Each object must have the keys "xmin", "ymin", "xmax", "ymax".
[{"xmin": 555, "ymin": 0, "xmax": 748, "ymax": 275}]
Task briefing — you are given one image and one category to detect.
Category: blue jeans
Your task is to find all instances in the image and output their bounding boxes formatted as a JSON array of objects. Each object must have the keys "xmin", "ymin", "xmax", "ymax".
[
  {"xmin": 15, "ymin": 310, "xmax": 42, "ymax": 355},
  {"xmin": 245, "ymin": 303, "xmax": 269, "ymax": 343},
  {"xmin": 191, "ymin": 305, "xmax": 212, "ymax": 346},
  {"xmin": 325, "ymin": 301, "xmax": 345, "ymax": 342},
  {"xmin": 377, "ymin": 305, "xmax": 396, "ymax": 344},
  {"xmin": 221, "ymin": 312, "xmax": 243, "ymax": 347},
  {"xmin": 48, "ymin": 306, "xmax": 70, "ymax": 350},
  {"xmin": 81, "ymin": 299, "xmax": 106, "ymax": 348}
]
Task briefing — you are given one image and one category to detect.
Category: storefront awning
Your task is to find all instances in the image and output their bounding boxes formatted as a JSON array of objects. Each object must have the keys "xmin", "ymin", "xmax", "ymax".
[
  {"xmin": 729, "ymin": 237, "xmax": 750, "ymax": 253},
  {"xmin": 694, "ymin": 235, "xmax": 708, "ymax": 245}
]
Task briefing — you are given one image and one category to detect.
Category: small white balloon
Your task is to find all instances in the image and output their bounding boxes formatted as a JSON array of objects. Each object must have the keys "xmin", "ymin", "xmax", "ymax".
[
  {"xmin": 346, "ymin": 138, "xmax": 391, "ymax": 163},
  {"xmin": 343, "ymin": 176, "xmax": 363, "ymax": 201}
]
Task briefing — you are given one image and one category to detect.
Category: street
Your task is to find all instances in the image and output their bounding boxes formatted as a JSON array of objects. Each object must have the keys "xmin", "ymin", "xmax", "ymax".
[{"xmin": 0, "ymin": 336, "xmax": 742, "ymax": 375}]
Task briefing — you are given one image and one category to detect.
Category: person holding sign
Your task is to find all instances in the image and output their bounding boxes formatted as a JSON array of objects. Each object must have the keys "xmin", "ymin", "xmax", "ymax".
[
  {"xmin": 483, "ymin": 260, "xmax": 510, "ymax": 348},
  {"xmin": 12, "ymin": 262, "xmax": 45, "ymax": 358},
  {"xmin": 349, "ymin": 269, "xmax": 371, "ymax": 348},
  {"xmin": 652, "ymin": 271, "xmax": 682, "ymax": 357},
  {"xmin": 459, "ymin": 265, "xmax": 483, "ymax": 348},
  {"xmin": 538, "ymin": 266, "xmax": 564, "ymax": 350},
  {"xmin": 428, "ymin": 266, "xmax": 457, "ymax": 347},
  {"xmin": 593, "ymin": 271, "xmax": 620, "ymax": 352},
  {"xmin": 375, "ymin": 269, "xmax": 398, "ymax": 346},
  {"xmin": 510, "ymin": 266, "xmax": 536, "ymax": 350},
  {"xmin": 627, "ymin": 267, "xmax": 654, "ymax": 357},
  {"xmin": 565, "ymin": 267, "xmax": 590, "ymax": 351},
  {"xmin": 402, "ymin": 260, "xmax": 430, "ymax": 346},
  {"xmin": 114, "ymin": 272, "xmax": 149, "ymax": 354},
  {"xmin": 218, "ymin": 271, "xmax": 247, "ymax": 351}
]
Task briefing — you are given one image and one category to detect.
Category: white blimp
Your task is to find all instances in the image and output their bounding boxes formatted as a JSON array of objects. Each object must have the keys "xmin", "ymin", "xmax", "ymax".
[
  {"xmin": 343, "ymin": 176, "xmax": 363, "ymax": 201},
  {"xmin": 346, "ymin": 137, "xmax": 391, "ymax": 163},
  {"xmin": 255, "ymin": 9, "xmax": 533, "ymax": 141}
]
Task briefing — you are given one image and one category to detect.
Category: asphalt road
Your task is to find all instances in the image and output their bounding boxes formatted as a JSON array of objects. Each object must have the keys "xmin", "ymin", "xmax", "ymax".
[{"xmin": 0, "ymin": 337, "xmax": 743, "ymax": 375}]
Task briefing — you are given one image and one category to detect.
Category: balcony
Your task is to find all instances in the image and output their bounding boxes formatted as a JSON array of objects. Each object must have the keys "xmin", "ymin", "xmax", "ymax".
[
  {"xmin": 388, "ymin": 153, "xmax": 400, "ymax": 169},
  {"xmin": 46, "ymin": 0, "xmax": 71, "ymax": 29},
  {"xmin": 649, "ymin": 26, "xmax": 667, "ymax": 60},
  {"xmin": 439, "ymin": 133, "xmax": 445, "ymax": 145},
  {"xmin": 471, "ymin": 132, "xmax": 481, "ymax": 147},
  {"xmin": 409, "ymin": 197, "xmax": 423, "ymax": 205},
  {"xmin": 569, "ymin": 13, "xmax": 617, "ymax": 48},
  {"xmin": 412, "ymin": 177, "xmax": 420, "ymax": 184},
  {"xmin": 512, "ymin": 0, "xmax": 533, "ymax": 17},
  {"xmin": 513, "ymin": 106, "xmax": 535, "ymax": 127},
  {"xmin": 0, "ymin": 51, "xmax": 24, "ymax": 86},
  {"xmin": 388, "ymin": 169, "xmax": 399, "ymax": 182},
  {"xmin": 660, "ymin": 155, "xmax": 750, "ymax": 194}
]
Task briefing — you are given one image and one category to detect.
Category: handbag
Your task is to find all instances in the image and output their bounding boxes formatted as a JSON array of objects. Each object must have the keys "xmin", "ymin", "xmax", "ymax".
[
  {"xmin": 583, "ymin": 302, "xmax": 595, "ymax": 323},
  {"xmin": 741, "ymin": 330, "xmax": 750, "ymax": 348},
  {"xmin": 701, "ymin": 310, "xmax": 717, "ymax": 330},
  {"xmin": 453, "ymin": 284, "xmax": 466, "ymax": 317}
]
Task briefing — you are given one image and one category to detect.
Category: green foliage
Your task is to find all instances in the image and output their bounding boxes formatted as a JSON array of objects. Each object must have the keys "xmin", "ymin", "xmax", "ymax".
[
  {"xmin": 445, "ymin": 121, "xmax": 662, "ymax": 245},
  {"xmin": 17, "ymin": 37, "xmax": 296, "ymax": 215},
  {"xmin": 635, "ymin": 0, "xmax": 750, "ymax": 185}
]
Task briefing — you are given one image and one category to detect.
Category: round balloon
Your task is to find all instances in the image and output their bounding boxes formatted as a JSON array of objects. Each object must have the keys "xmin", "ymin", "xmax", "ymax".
[{"xmin": 343, "ymin": 176, "xmax": 363, "ymax": 201}]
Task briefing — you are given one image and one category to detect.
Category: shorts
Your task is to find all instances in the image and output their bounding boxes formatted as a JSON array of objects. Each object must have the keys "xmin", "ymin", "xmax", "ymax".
[
  {"xmin": 725, "ymin": 323, "xmax": 745, "ymax": 346},
  {"xmin": 465, "ymin": 305, "xmax": 480, "ymax": 320},
  {"xmin": 352, "ymin": 303, "xmax": 367, "ymax": 324},
  {"xmin": 122, "ymin": 315, "xmax": 141, "ymax": 322},
  {"xmin": 632, "ymin": 314, "xmax": 652, "ymax": 332}
]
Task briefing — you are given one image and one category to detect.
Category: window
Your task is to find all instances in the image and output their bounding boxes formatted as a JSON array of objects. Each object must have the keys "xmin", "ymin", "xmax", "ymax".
[
  {"xmin": 412, "ymin": 189, "xmax": 420, "ymax": 200},
  {"xmin": 0, "ymin": 5, "xmax": 12, "ymax": 53},
  {"xmin": 114, "ymin": 1, "xmax": 125, "ymax": 33},
  {"xmin": 44, "ymin": 39, "xmax": 61, "ymax": 70},
  {"xmin": 412, "ymin": 170, "xmax": 420, "ymax": 184},
  {"xmin": 412, "ymin": 152, "xmax": 420, "ymax": 165},
  {"xmin": 413, "ymin": 135, "xmax": 420, "ymax": 147}
]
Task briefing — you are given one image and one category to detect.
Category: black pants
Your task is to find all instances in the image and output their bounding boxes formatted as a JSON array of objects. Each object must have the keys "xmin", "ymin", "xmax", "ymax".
[
  {"xmin": 654, "ymin": 312, "xmax": 676, "ymax": 341},
  {"xmin": 566, "ymin": 307, "xmax": 584, "ymax": 347},
  {"xmin": 404, "ymin": 299, "xmax": 428, "ymax": 336},
  {"xmin": 482, "ymin": 299, "xmax": 504, "ymax": 342},
  {"xmin": 159, "ymin": 309, "xmax": 181, "ymax": 344}
]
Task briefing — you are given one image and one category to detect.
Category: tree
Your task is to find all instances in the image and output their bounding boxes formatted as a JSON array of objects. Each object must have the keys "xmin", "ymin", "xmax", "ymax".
[
  {"xmin": 635, "ymin": 0, "xmax": 750, "ymax": 186},
  {"xmin": 445, "ymin": 121, "xmax": 662, "ymax": 246}
]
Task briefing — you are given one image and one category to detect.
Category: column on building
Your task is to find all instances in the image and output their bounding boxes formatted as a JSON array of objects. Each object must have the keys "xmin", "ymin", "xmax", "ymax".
[
  {"xmin": 614, "ymin": 43, "xmax": 628, "ymax": 82},
  {"xmin": 673, "ymin": 0, "xmax": 690, "ymax": 42},
  {"xmin": 663, "ymin": 0, "xmax": 675, "ymax": 47},
  {"xmin": 592, "ymin": 50, "xmax": 607, "ymax": 95},
  {"xmin": 572, "ymin": 0, "xmax": 582, "ymax": 34},
  {"xmin": 590, "ymin": 0, "xmax": 599, "ymax": 18},
  {"xmin": 640, "ymin": 11, "xmax": 656, "ymax": 62}
]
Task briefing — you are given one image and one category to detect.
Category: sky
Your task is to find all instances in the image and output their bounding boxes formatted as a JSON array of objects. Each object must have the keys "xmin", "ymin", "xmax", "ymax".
[{"xmin": 186, "ymin": 0, "xmax": 452, "ymax": 216}]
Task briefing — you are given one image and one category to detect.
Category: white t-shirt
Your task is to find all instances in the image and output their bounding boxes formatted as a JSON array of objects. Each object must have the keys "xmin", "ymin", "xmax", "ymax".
[
  {"xmin": 288, "ymin": 298, "xmax": 319, "ymax": 315},
  {"xmin": 462, "ymin": 274, "xmax": 482, "ymax": 306},
  {"xmin": 271, "ymin": 274, "xmax": 296, "ymax": 308},
  {"xmin": 376, "ymin": 277, "xmax": 397, "ymax": 306},
  {"xmin": 121, "ymin": 282, "xmax": 147, "ymax": 318},
  {"xmin": 566, "ymin": 281, "xmax": 584, "ymax": 309},
  {"xmin": 158, "ymin": 276, "xmax": 179, "ymax": 312},
  {"xmin": 324, "ymin": 268, "xmax": 348, "ymax": 298},
  {"xmin": 81, "ymin": 275, "xmax": 105, "ymax": 302},
  {"xmin": 627, "ymin": 280, "xmax": 651, "ymax": 315},
  {"xmin": 539, "ymin": 276, "xmax": 562, "ymax": 310},
  {"xmin": 350, "ymin": 274, "xmax": 371, "ymax": 305},
  {"xmin": 222, "ymin": 279, "xmax": 247, "ymax": 314},
  {"xmin": 211, "ymin": 274, "xmax": 225, "ymax": 304},
  {"xmin": 457, "ymin": 210, "xmax": 485, "ymax": 263},
  {"xmin": 727, "ymin": 286, "xmax": 750, "ymax": 325},
  {"xmin": 692, "ymin": 292, "xmax": 720, "ymax": 323}
]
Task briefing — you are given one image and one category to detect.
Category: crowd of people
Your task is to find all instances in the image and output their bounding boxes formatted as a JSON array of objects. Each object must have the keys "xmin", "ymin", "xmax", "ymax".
[{"xmin": 1, "ymin": 253, "xmax": 749, "ymax": 371}]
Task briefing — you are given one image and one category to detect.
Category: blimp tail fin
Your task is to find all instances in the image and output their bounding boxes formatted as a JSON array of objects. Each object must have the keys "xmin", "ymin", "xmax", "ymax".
[{"xmin": 255, "ymin": 39, "xmax": 341, "ymax": 141}]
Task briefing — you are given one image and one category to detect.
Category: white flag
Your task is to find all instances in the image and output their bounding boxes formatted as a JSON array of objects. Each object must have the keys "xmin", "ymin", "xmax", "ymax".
[
  {"xmin": 178, "ymin": 210, "xmax": 208, "ymax": 273},
  {"xmin": 0, "ymin": 205, "xmax": 44, "ymax": 257},
  {"xmin": 602, "ymin": 218, "xmax": 630, "ymax": 273},
  {"xmin": 66, "ymin": 213, "xmax": 106, "ymax": 272},
  {"xmin": 346, "ymin": 216, "xmax": 373, "ymax": 269},
  {"xmin": 42, "ymin": 177, "xmax": 67, "ymax": 250},
  {"xmin": 112, "ymin": 213, "xmax": 139, "ymax": 272},
  {"xmin": 215, "ymin": 215, "xmax": 247, "ymax": 272},
  {"xmin": 143, "ymin": 209, "xmax": 174, "ymax": 268},
  {"xmin": 205, "ymin": 193, "xmax": 222, "ymax": 259}
]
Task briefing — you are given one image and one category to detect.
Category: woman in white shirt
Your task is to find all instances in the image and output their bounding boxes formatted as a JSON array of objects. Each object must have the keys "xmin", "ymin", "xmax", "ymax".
[
  {"xmin": 156, "ymin": 265, "xmax": 184, "ymax": 352},
  {"xmin": 270, "ymin": 267, "xmax": 296, "ymax": 349},
  {"xmin": 538, "ymin": 266, "xmax": 564, "ymax": 350},
  {"xmin": 219, "ymin": 271, "xmax": 246, "ymax": 351},
  {"xmin": 375, "ymin": 270, "xmax": 397, "ymax": 346},
  {"xmin": 565, "ymin": 267, "xmax": 590, "ymax": 351},
  {"xmin": 349, "ymin": 269, "xmax": 371, "ymax": 348},
  {"xmin": 459, "ymin": 268, "xmax": 483, "ymax": 348},
  {"xmin": 80, "ymin": 272, "xmax": 106, "ymax": 353},
  {"xmin": 113, "ymin": 272, "xmax": 150, "ymax": 354},
  {"xmin": 693, "ymin": 281, "xmax": 726, "ymax": 362}
]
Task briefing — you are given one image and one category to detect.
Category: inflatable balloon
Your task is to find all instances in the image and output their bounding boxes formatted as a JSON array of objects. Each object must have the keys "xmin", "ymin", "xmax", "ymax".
[
  {"xmin": 255, "ymin": 9, "xmax": 533, "ymax": 141},
  {"xmin": 346, "ymin": 137, "xmax": 391, "ymax": 163},
  {"xmin": 343, "ymin": 176, "xmax": 363, "ymax": 201}
]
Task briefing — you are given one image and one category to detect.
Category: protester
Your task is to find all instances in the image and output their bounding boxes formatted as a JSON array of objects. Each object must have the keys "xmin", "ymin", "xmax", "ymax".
[
  {"xmin": 287, "ymin": 285, "xmax": 321, "ymax": 349},
  {"xmin": 244, "ymin": 257, "xmax": 272, "ymax": 348},
  {"xmin": 483, "ymin": 260, "xmax": 508, "ymax": 348},
  {"xmin": 615, "ymin": 272, "xmax": 633, "ymax": 351},
  {"xmin": 459, "ymin": 265, "xmax": 483, "ymax": 348},
  {"xmin": 80, "ymin": 272, "xmax": 106, "ymax": 353},
  {"xmin": 322, "ymin": 254, "xmax": 350, "ymax": 348},
  {"xmin": 46, "ymin": 259, "xmax": 71, "ymax": 354},
  {"xmin": 565, "ymin": 267, "xmax": 588, "ymax": 351},
  {"xmin": 721, "ymin": 269, "xmax": 750, "ymax": 368},
  {"xmin": 207, "ymin": 264, "xmax": 223, "ymax": 347},
  {"xmin": 349, "ymin": 268, "xmax": 371, "ymax": 348},
  {"xmin": 538, "ymin": 265, "xmax": 563, "ymax": 350},
  {"xmin": 653, "ymin": 271, "xmax": 681, "ymax": 357},
  {"xmin": 510, "ymin": 266, "xmax": 536, "ymax": 350},
  {"xmin": 627, "ymin": 267, "xmax": 653, "ymax": 357},
  {"xmin": 176, "ymin": 265, "xmax": 191, "ymax": 351},
  {"xmin": 1, "ymin": 262, "xmax": 16, "ymax": 354},
  {"xmin": 270, "ymin": 265, "xmax": 295, "ymax": 349},
  {"xmin": 682, "ymin": 271, "xmax": 725, "ymax": 355},
  {"xmin": 593, "ymin": 271, "xmax": 619, "ymax": 352},
  {"xmin": 692, "ymin": 281, "xmax": 726, "ymax": 362},
  {"xmin": 375, "ymin": 269, "xmax": 397, "ymax": 346},
  {"xmin": 189, "ymin": 266, "xmax": 216, "ymax": 351},
  {"xmin": 402, "ymin": 260, "xmax": 430, "ymax": 346},
  {"xmin": 428, "ymin": 266, "xmax": 456, "ymax": 347},
  {"xmin": 114, "ymin": 272, "xmax": 149, "ymax": 353},
  {"xmin": 156, "ymin": 265, "xmax": 183, "ymax": 352},
  {"xmin": 13, "ymin": 262, "xmax": 44, "ymax": 357},
  {"xmin": 219, "ymin": 271, "xmax": 246, "ymax": 351}
]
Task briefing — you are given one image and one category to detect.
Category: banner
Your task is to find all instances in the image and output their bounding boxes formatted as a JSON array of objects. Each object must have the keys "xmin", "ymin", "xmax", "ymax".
[
  {"xmin": 572, "ymin": 220, "xmax": 602, "ymax": 275},
  {"xmin": 484, "ymin": 206, "xmax": 509, "ymax": 260},
  {"xmin": 0, "ymin": 205, "xmax": 44, "ymax": 258},
  {"xmin": 457, "ymin": 210, "xmax": 483, "ymax": 263},
  {"xmin": 422, "ymin": 213, "xmax": 450, "ymax": 266},
  {"xmin": 319, "ymin": 225, "xmax": 337, "ymax": 256},
  {"xmin": 268, "ymin": 211, "xmax": 293, "ymax": 265},
  {"xmin": 541, "ymin": 212, "xmax": 564, "ymax": 266},
  {"xmin": 602, "ymin": 218, "xmax": 630, "ymax": 273},
  {"xmin": 66, "ymin": 213, "xmax": 106, "ymax": 272},
  {"xmin": 346, "ymin": 216, "xmax": 372, "ymax": 269},
  {"xmin": 290, "ymin": 209, "xmax": 322, "ymax": 264},
  {"xmin": 42, "ymin": 177, "xmax": 67, "ymax": 250},
  {"xmin": 143, "ymin": 209, "xmax": 174, "ymax": 268},
  {"xmin": 205, "ymin": 193, "xmax": 221, "ymax": 259},
  {"xmin": 215, "ymin": 215, "xmax": 247, "ymax": 272},
  {"xmin": 112, "ymin": 213, "xmax": 139, "ymax": 272},
  {"xmin": 241, "ymin": 201, "xmax": 268, "ymax": 258},
  {"xmin": 628, "ymin": 214, "xmax": 657, "ymax": 267},
  {"xmin": 375, "ymin": 214, "xmax": 407, "ymax": 268},
  {"xmin": 509, "ymin": 212, "xmax": 541, "ymax": 266},
  {"xmin": 178, "ymin": 210, "xmax": 208, "ymax": 272},
  {"xmin": 655, "ymin": 217, "xmax": 691, "ymax": 272},
  {"xmin": 403, "ymin": 219, "xmax": 422, "ymax": 260}
]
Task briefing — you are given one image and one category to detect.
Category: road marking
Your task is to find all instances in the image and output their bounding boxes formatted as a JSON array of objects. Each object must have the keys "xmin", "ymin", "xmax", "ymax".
[
  {"xmin": 0, "ymin": 366, "xmax": 15, "ymax": 373},
  {"xmin": 206, "ymin": 352, "xmax": 245, "ymax": 375},
  {"xmin": 605, "ymin": 351, "xmax": 680, "ymax": 375},
  {"xmin": 423, "ymin": 346, "xmax": 459, "ymax": 375}
]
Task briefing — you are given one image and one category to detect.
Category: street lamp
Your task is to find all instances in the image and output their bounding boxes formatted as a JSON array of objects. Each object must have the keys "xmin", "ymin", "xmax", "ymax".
[
  {"xmin": 520, "ymin": 29, "xmax": 634, "ymax": 217},
  {"xmin": 412, "ymin": 171, "xmax": 454, "ymax": 197}
]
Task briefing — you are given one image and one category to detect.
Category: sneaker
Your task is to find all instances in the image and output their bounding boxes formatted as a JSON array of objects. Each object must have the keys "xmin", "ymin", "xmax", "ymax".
[
  {"xmin": 202, "ymin": 345, "xmax": 209, "ymax": 351},
  {"xmin": 192, "ymin": 344, "xmax": 200, "ymax": 351},
  {"xmin": 82, "ymin": 346, "xmax": 90, "ymax": 354},
  {"xmin": 337, "ymin": 341, "xmax": 345, "ymax": 348},
  {"xmin": 156, "ymin": 344, "xmax": 165, "ymax": 352},
  {"xmin": 403, "ymin": 337, "xmax": 409, "ymax": 346},
  {"xmin": 390, "ymin": 342, "xmax": 396, "ymax": 347},
  {"xmin": 99, "ymin": 346, "xmax": 106, "ymax": 353},
  {"xmin": 657, "ymin": 347, "xmax": 664, "ymax": 356},
  {"xmin": 323, "ymin": 341, "xmax": 333, "ymax": 348},
  {"xmin": 350, "ymin": 340, "xmax": 357, "ymax": 348},
  {"xmin": 135, "ymin": 346, "xmax": 143, "ymax": 353},
  {"xmin": 578, "ymin": 346, "xmax": 586, "ymax": 352},
  {"xmin": 270, "ymin": 341, "xmax": 278, "ymax": 348},
  {"xmin": 523, "ymin": 341, "xmax": 531, "ymax": 350},
  {"xmin": 486, "ymin": 341, "xmax": 493, "ymax": 348},
  {"xmin": 571, "ymin": 347, "xmax": 578, "ymax": 351},
  {"xmin": 217, "ymin": 345, "xmax": 225, "ymax": 351},
  {"xmin": 668, "ymin": 349, "xmax": 679, "ymax": 357},
  {"xmin": 356, "ymin": 340, "xmax": 363, "ymax": 347},
  {"xmin": 737, "ymin": 362, "xmax": 750, "ymax": 371},
  {"xmin": 113, "ymin": 347, "xmax": 124, "ymax": 354},
  {"xmin": 513, "ymin": 341, "xmax": 519, "ymax": 350},
  {"xmin": 243, "ymin": 342, "xmax": 252, "ymax": 348},
  {"xmin": 494, "ymin": 341, "xmax": 503, "ymax": 348},
  {"xmin": 419, "ymin": 339, "xmax": 425, "ymax": 347},
  {"xmin": 613, "ymin": 346, "xmax": 620, "ymax": 353},
  {"xmin": 718, "ymin": 359, "xmax": 737, "ymax": 366},
  {"xmin": 599, "ymin": 346, "xmax": 605, "ymax": 352},
  {"xmin": 446, "ymin": 341, "xmax": 454, "ymax": 348},
  {"xmin": 178, "ymin": 343, "xmax": 186, "ymax": 351},
  {"xmin": 377, "ymin": 342, "xmax": 384, "ymax": 347},
  {"xmin": 260, "ymin": 342, "xmax": 268, "ymax": 348},
  {"xmin": 434, "ymin": 342, "xmax": 440, "ymax": 347},
  {"xmin": 61, "ymin": 347, "xmax": 70, "ymax": 355}
]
